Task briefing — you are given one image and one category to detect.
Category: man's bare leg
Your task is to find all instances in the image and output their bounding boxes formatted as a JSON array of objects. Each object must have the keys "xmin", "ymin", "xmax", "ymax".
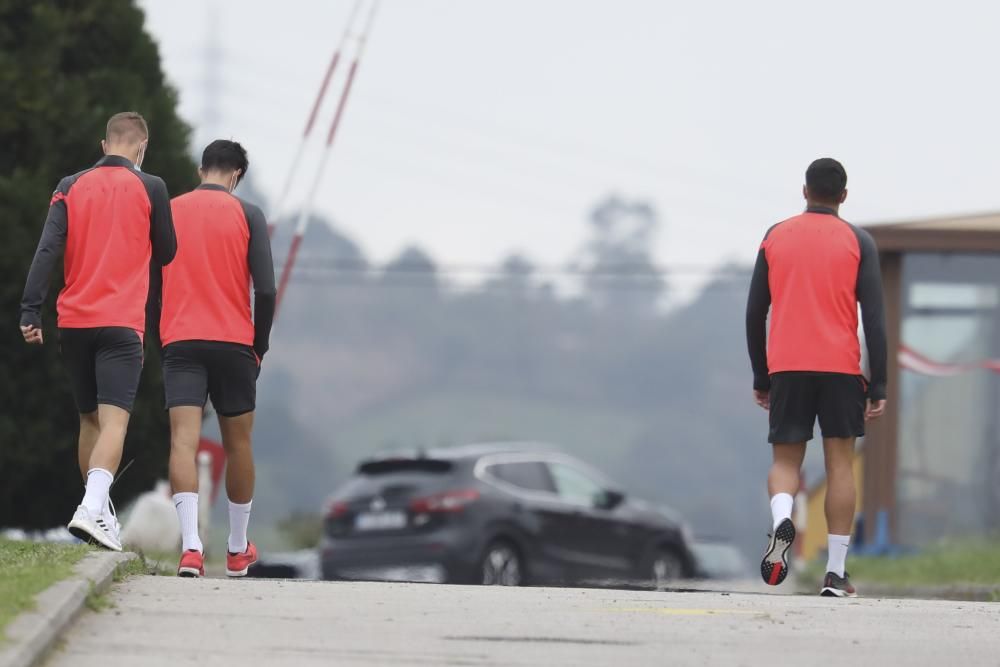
[
  {"xmin": 822, "ymin": 437, "xmax": 856, "ymax": 534},
  {"xmin": 768, "ymin": 441, "xmax": 806, "ymax": 529},
  {"xmin": 169, "ymin": 406, "xmax": 205, "ymax": 554},
  {"xmin": 768, "ymin": 442, "xmax": 807, "ymax": 499},
  {"xmin": 87, "ymin": 404, "xmax": 129, "ymax": 473},
  {"xmin": 79, "ymin": 404, "xmax": 129, "ymax": 513},
  {"xmin": 219, "ymin": 412, "xmax": 255, "ymax": 555},
  {"xmin": 761, "ymin": 442, "xmax": 806, "ymax": 585},
  {"xmin": 169, "ymin": 407, "xmax": 203, "ymax": 494},
  {"xmin": 69, "ymin": 404, "xmax": 130, "ymax": 551},
  {"xmin": 822, "ymin": 437, "xmax": 856, "ymax": 581},
  {"xmin": 77, "ymin": 411, "xmax": 100, "ymax": 482},
  {"xmin": 219, "ymin": 412, "xmax": 255, "ymax": 503}
]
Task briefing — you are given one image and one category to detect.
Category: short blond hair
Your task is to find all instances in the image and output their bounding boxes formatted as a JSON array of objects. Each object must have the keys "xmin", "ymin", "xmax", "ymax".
[{"xmin": 105, "ymin": 112, "xmax": 149, "ymax": 145}]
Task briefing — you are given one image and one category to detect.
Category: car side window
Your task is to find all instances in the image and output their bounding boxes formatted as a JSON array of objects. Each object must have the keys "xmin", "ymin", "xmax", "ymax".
[
  {"xmin": 547, "ymin": 463, "xmax": 605, "ymax": 507},
  {"xmin": 488, "ymin": 461, "xmax": 556, "ymax": 494}
]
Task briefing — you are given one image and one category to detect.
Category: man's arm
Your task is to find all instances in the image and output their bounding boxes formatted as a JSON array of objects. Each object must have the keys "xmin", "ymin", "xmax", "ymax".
[
  {"xmin": 146, "ymin": 261, "xmax": 163, "ymax": 349},
  {"xmin": 243, "ymin": 202, "xmax": 276, "ymax": 359},
  {"xmin": 20, "ymin": 180, "xmax": 71, "ymax": 331},
  {"xmin": 746, "ymin": 245, "xmax": 772, "ymax": 392},
  {"xmin": 855, "ymin": 228, "xmax": 887, "ymax": 401},
  {"xmin": 143, "ymin": 175, "xmax": 177, "ymax": 266}
]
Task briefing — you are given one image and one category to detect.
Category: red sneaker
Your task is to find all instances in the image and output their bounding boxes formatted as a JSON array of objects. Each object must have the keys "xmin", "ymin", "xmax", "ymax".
[
  {"xmin": 177, "ymin": 550, "xmax": 205, "ymax": 578},
  {"xmin": 226, "ymin": 541, "xmax": 258, "ymax": 577}
]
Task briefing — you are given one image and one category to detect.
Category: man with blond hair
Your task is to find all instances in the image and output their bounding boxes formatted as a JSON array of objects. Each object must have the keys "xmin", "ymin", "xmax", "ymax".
[{"xmin": 20, "ymin": 111, "xmax": 177, "ymax": 551}]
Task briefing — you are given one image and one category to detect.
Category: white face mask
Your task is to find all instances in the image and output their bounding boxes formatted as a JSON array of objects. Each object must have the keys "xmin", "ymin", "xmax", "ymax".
[{"xmin": 229, "ymin": 172, "xmax": 238, "ymax": 193}]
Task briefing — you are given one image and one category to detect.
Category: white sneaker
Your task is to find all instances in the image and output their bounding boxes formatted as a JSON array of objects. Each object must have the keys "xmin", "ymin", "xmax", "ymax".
[
  {"xmin": 104, "ymin": 499, "xmax": 122, "ymax": 539},
  {"xmin": 68, "ymin": 505, "xmax": 122, "ymax": 552}
]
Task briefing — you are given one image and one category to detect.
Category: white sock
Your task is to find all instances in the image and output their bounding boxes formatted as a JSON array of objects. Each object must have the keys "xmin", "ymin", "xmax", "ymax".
[
  {"xmin": 81, "ymin": 468, "xmax": 114, "ymax": 516},
  {"xmin": 769, "ymin": 492, "xmax": 794, "ymax": 531},
  {"xmin": 826, "ymin": 534, "xmax": 851, "ymax": 577},
  {"xmin": 173, "ymin": 492, "xmax": 203, "ymax": 553},
  {"xmin": 228, "ymin": 500, "xmax": 252, "ymax": 554}
]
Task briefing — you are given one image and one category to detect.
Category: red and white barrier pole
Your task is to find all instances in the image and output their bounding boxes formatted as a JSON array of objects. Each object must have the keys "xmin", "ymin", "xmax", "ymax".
[
  {"xmin": 274, "ymin": 0, "xmax": 379, "ymax": 316},
  {"xmin": 269, "ymin": 0, "xmax": 364, "ymax": 237}
]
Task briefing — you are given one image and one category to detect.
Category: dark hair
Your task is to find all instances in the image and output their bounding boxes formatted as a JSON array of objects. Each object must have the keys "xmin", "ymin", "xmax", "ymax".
[
  {"xmin": 201, "ymin": 139, "xmax": 249, "ymax": 185},
  {"xmin": 805, "ymin": 158, "xmax": 847, "ymax": 203},
  {"xmin": 106, "ymin": 111, "xmax": 148, "ymax": 144}
]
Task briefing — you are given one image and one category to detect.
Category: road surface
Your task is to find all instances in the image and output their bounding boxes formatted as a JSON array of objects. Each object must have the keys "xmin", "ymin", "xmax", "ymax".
[{"xmin": 47, "ymin": 576, "xmax": 1000, "ymax": 666}]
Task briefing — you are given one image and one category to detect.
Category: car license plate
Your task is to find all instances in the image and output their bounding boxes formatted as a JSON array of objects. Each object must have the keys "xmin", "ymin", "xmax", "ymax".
[{"xmin": 354, "ymin": 511, "xmax": 407, "ymax": 531}]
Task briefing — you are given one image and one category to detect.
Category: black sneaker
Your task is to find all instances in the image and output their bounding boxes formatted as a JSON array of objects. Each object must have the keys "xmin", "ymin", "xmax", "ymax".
[
  {"xmin": 760, "ymin": 518, "xmax": 795, "ymax": 586},
  {"xmin": 820, "ymin": 571, "xmax": 857, "ymax": 597}
]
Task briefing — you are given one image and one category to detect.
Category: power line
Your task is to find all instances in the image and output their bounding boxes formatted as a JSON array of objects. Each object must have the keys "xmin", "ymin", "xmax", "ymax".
[
  {"xmin": 271, "ymin": 273, "xmax": 749, "ymax": 292},
  {"xmin": 276, "ymin": 258, "xmax": 751, "ymax": 278}
]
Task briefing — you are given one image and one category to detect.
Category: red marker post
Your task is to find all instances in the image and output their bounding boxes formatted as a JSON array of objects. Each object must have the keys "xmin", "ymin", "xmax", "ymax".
[
  {"xmin": 268, "ymin": 0, "xmax": 364, "ymax": 237},
  {"xmin": 274, "ymin": 0, "xmax": 379, "ymax": 317}
]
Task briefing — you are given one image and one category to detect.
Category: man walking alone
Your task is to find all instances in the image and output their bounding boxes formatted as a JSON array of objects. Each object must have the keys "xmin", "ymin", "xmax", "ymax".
[
  {"xmin": 746, "ymin": 158, "xmax": 887, "ymax": 597},
  {"xmin": 154, "ymin": 140, "xmax": 275, "ymax": 578},
  {"xmin": 20, "ymin": 112, "xmax": 177, "ymax": 551}
]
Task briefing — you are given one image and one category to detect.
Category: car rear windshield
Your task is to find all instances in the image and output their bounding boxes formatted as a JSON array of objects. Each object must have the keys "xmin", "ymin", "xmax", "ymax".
[{"xmin": 357, "ymin": 459, "xmax": 454, "ymax": 475}]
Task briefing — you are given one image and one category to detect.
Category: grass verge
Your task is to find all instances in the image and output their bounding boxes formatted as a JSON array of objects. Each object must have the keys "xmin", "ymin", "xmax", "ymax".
[
  {"xmin": 129, "ymin": 550, "xmax": 177, "ymax": 577},
  {"xmin": 0, "ymin": 540, "xmax": 91, "ymax": 639},
  {"xmin": 82, "ymin": 551, "xmax": 155, "ymax": 613},
  {"xmin": 802, "ymin": 539, "xmax": 1000, "ymax": 588},
  {"xmin": 115, "ymin": 553, "xmax": 154, "ymax": 581}
]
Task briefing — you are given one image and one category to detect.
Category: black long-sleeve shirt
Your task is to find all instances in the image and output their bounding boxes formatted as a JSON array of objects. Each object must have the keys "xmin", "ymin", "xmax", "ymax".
[
  {"xmin": 745, "ymin": 206, "xmax": 888, "ymax": 400},
  {"xmin": 157, "ymin": 184, "xmax": 275, "ymax": 359},
  {"xmin": 20, "ymin": 155, "xmax": 175, "ymax": 332}
]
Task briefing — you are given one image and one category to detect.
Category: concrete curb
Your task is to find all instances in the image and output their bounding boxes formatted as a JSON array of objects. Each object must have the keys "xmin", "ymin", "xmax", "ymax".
[{"xmin": 0, "ymin": 550, "xmax": 139, "ymax": 667}]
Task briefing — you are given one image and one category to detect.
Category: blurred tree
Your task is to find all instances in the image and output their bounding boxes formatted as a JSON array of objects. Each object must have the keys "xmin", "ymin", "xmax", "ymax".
[
  {"xmin": 580, "ymin": 195, "xmax": 666, "ymax": 313},
  {"xmin": 485, "ymin": 254, "xmax": 536, "ymax": 299},
  {"xmin": 272, "ymin": 214, "xmax": 369, "ymax": 273},
  {"xmin": 0, "ymin": 0, "xmax": 198, "ymax": 528},
  {"xmin": 273, "ymin": 215, "xmax": 373, "ymax": 337},
  {"xmin": 381, "ymin": 245, "xmax": 439, "ymax": 291}
]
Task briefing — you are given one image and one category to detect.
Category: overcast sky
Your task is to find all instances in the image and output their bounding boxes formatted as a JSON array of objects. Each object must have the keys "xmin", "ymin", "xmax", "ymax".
[{"xmin": 140, "ymin": 0, "xmax": 1000, "ymax": 298}]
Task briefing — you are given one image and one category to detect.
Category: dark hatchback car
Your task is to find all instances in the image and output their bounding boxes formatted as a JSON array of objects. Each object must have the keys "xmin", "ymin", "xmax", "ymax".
[{"xmin": 319, "ymin": 444, "xmax": 697, "ymax": 588}]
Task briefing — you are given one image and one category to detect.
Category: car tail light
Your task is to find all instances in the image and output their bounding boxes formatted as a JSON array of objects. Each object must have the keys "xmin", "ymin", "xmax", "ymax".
[
  {"xmin": 324, "ymin": 500, "xmax": 350, "ymax": 519},
  {"xmin": 409, "ymin": 489, "xmax": 480, "ymax": 514}
]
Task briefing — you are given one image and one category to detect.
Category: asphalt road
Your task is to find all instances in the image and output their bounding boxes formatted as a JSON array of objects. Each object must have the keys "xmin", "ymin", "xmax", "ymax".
[{"xmin": 46, "ymin": 577, "xmax": 1000, "ymax": 666}]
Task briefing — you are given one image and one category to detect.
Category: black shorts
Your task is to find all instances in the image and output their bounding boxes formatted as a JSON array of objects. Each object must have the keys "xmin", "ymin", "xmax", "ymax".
[
  {"xmin": 162, "ymin": 341, "xmax": 258, "ymax": 417},
  {"xmin": 768, "ymin": 372, "xmax": 867, "ymax": 444},
  {"xmin": 59, "ymin": 327, "xmax": 144, "ymax": 414}
]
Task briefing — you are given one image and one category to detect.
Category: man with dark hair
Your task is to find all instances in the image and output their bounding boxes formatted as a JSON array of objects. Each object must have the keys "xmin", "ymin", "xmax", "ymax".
[
  {"xmin": 154, "ymin": 140, "xmax": 275, "ymax": 577},
  {"xmin": 746, "ymin": 158, "xmax": 887, "ymax": 597},
  {"xmin": 20, "ymin": 111, "xmax": 176, "ymax": 551}
]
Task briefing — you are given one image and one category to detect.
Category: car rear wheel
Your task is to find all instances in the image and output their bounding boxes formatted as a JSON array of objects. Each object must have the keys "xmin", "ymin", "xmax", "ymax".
[
  {"xmin": 480, "ymin": 540, "xmax": 523, "ymax": 586},
  {"xmin": 650, "ymin": 548, "xmax": 683, "ymax": 590}
]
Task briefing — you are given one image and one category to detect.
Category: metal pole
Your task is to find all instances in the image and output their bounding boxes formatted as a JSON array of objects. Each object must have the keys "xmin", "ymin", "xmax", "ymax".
[
  {"xmin": 269, "ymin": 0, "xmax": 364, "ymax": 236},
  {"xmin": 274, "ymin": 0, "xmax": 380, "ymax": 316}
]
